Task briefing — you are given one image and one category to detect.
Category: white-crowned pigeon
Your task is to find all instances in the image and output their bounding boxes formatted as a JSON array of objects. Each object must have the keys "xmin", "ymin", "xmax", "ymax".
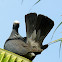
[{"xmin": 4, "ymin": 13, "xmax": 54, "ymax": 60}]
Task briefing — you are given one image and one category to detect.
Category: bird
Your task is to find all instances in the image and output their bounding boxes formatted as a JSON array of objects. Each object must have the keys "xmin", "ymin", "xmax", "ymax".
[
  {"xmin": 4, "ymin": 13, "xmax": 54, "ymax": 60},
  {"xmin": 4, "ymin": 20, "xmax": 42, "ymax": 60}
]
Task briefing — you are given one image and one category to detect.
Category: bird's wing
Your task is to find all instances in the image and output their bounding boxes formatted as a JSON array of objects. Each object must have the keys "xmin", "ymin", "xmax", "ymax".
[
  {"xmin": 4, "ymin": 40, "xmax": 31, "ymax": 55},
  {"xmin": 4, "ymin": 39, "xmax": 43, "ymax": 54},
  {"xmin": 25, "ymin": 13, "xmax": 54, "ymax": 45}
]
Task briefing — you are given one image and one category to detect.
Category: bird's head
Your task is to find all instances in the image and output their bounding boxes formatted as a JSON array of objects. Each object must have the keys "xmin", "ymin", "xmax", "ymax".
[{"xmin": 13, "ymin": 20, "xmax": 20, "ymax": 29}]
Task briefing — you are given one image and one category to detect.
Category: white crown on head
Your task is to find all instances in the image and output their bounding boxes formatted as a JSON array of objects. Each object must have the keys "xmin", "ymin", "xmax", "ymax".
[{"xmin": 14, "ymin": 20, "xmax": 20, "ymax": 24}]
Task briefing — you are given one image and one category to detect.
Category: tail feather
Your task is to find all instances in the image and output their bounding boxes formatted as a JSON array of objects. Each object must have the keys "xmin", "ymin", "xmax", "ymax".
[
  {"xmin": 25, "ymin": 13, "xmax": 54, "ymax": 46},
  {"xmin": 36, "ymin": 15, "xmax": 54, "ymax": 44},
  {"xmin": 25, "ymin": 13, "xmax": 37, "ymax": 38}
]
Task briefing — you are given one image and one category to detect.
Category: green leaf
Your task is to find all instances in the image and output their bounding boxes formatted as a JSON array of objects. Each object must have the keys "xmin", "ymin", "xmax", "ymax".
[
  {"xmin": 59, "ymin": 42, "xmax": 62, "ymax": 58},
  {"xmin": 48, "ymin": 38, "xmax": 62, "ymax": 45},
  {"xmin": 33, "ymin": 0, "xmax": 41, "ymax": 6},
  {"xmin": 0, "ymin": 48, "xmax": 32, "ymax": 62},
  {"xmin": 21, "ymin": 0, "xmax": 41, "ymax": 5},
  {"xmin": 51, "ymin": 22, "xmax": 62, "ymax": 39},
  {"xmin": 48, "ymin": 38, "xmax": 62, "ymax": 58}
]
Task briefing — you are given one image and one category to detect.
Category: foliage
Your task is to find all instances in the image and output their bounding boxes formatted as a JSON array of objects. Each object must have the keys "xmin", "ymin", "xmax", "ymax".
[
  {"xmin": 0, "ymin": 48, "xmax": 32, "ymax": 62},
  {"xmin": 51, "ymin": 22, "xmax": 62, "ymax": 39},
  {"xmin": 50, "ymin": 22, "xmax": 62, "ymax": 57},
  {"xmin": 33, "ymin": 0, "xmax": 41, "ymax": 6},
  {"xmin": 21, "ymin": 0, "xmax": 41, "ymax": 5}
]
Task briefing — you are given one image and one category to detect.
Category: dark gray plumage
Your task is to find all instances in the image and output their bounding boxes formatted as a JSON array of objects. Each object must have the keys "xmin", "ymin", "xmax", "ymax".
[
  {"xmin": 4, "ymin": 13, "xmax": 54, "ymax": 60},
  {"xmin": 25, "ymin": 13, "xmax": 54, "ymax": 55},
  {"xmin": 4, "ymin": 21, "xmax": 30, "ymax": 55},
  {"xmin": 4, "ymin": 21, "xmax": 42, "ymax": 60}
]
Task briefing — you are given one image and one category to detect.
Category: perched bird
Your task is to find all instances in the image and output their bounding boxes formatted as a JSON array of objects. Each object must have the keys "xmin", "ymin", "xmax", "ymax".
[
  {"xmin": 4, "ymin": 20, "xmax": 42, "ymax": 60},
  {"xmin": 4, "ymin": 13, "xmax": 54, "ymax": 60}
]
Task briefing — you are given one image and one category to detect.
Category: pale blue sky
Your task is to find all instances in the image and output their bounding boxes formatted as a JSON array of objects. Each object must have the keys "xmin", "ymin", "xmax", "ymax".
[{"xmin": 0, "ymin": 0, "xmax": 62, "ymax": 62}]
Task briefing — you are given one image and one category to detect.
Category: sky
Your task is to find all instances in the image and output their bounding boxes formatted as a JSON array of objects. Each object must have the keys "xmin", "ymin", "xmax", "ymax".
[{"xmin": 0, "ymin": 0, "xmax": 62, "ymax": 62}]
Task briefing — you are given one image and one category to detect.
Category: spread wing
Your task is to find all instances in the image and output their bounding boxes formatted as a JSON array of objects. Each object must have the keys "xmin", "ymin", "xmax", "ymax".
[{"xmin": 25, "ymin": 13, "xmax": 54, "ymax": 45}]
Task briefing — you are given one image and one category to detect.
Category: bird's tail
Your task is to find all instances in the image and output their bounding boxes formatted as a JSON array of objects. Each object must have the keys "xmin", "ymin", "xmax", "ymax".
[
  {"xmin": 35, "ymin": 14, "xmax": 54, "ymax": 44},
  {"xmin": 25, "ymin": 13, "xmax": 54, "ymax": 46}
]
